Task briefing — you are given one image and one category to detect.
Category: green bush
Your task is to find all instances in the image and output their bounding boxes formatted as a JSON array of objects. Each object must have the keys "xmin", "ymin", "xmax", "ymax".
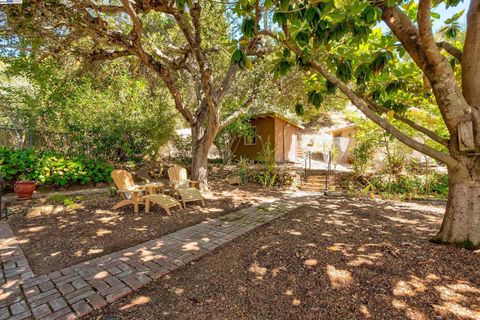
[
  {"xmin": 0, "ymin": 148, "xmax": 113, "ymax": 188},
  {"xmin": 256, "ymin": 140, "xmax": 277, "ymax": 188},
  {"xmin": 367, "ymin": 173, "xmax": 448, "ymax": 199}
]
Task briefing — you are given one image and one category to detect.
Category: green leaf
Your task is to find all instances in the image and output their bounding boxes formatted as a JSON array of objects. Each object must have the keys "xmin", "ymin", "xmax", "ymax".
[
  {"xmin": 295, "ymin": 102, "xmax": 305, "ymax": 115},
  {"xmin": 325, "ymin": 80, "xmax": 336, "ymax": 94},
  {"xmin": 241, "ymin": 17, "xmax": 256, "ymax": 38},
  {"xmin": 336, "ymin": 60, "xmax": 352, "ymax": 82},
  {"xmin": 280, "ymin": 0, "xmax": 289, "ymax": 11},
  {"xmin": 307, "ymin": 90, "xmax": 323, "ymax": 107},
  {"xmin": 295, "ymin": 31, "xmax": 310, "ymax": 47},
  {"xmin": 445, "ymin": 10, "xmax": 464, "ymax": 24},
  {"xmin": 354, "ymin": 63, "xmax": 372, "ymax": 84}
]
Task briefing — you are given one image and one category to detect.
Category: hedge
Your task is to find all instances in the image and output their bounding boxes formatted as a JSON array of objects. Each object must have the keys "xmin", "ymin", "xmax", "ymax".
[{"xmin": 0, "ymin": 148, "xmax": 113, "ymax": 188}]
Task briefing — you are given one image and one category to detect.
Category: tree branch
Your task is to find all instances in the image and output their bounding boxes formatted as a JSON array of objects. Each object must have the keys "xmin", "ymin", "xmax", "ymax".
[
  {"xmin": 220, "ymin": 90, "xmax": 258, "ymax": 131},
  {"xmin": 418, "ymin": 0, "xmax": 444, "ymax": 64},
  {"xmin": 217, "ymin": 64, "xmax": 239, "ymax": 101},
  {"xmin": 365, "ymin": 98, "xmax": 450, "ymax": 147},
  {"xmin": 120, "ymin": 0, "xmax": 143, "ymax": 45},
  {"xmin": 437, "ymin": 41, "xmax": 462, "ymax": 61},
  {"xmin": 378, "ymin": 4, "xmax": 428, "ymax": 70},
  {"xmin": 261, "ymin": 28, "xmax": 458, "ymax": 167},
  {"xmin": 89, "ymin": 49, "xmax": 132, "ymax": 61}
]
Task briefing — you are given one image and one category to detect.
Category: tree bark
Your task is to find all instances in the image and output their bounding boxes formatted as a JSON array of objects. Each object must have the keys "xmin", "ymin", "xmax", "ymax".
[
  {"xmin": 433, "ymin": 161, "xmax": 480, "ymax": 249},
  {"xmin": 191, "ymin": 127, "xmax": 213, "ymax": 191}
]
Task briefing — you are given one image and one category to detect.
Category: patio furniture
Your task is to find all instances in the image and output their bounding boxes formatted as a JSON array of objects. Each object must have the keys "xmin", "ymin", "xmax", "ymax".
[
  {"xmin": 167, "ymin": 165, "xmax": 204, "ymax": 208},
  {"xmin": 145, "ymin": 194, "xmax": 182, "ymax": 214},
  {"xmin": 111, "ymin": 170, "xmax": 180, "ymax": 214}
]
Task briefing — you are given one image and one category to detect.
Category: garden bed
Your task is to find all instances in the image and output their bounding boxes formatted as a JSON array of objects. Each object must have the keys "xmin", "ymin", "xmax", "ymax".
[
  {"xmin": 8, "ymin": 181, "xmax": 281, "ymax": 275},
  {"xmin": 92, "ymin": 196, "xmax": 479, "ymax": 320}
]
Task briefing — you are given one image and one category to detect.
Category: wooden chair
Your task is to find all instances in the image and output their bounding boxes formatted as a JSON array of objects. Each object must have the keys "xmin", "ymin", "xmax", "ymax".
[
  {"xmin": 111, "ymin": 169, "xmax": 145, "ymax": 213},
  {"xmin": 167, "ymin": 165, "xmax": 204, "ymax": 208},
  {"xmin": 112, "ymin": 170, "xmax": 182, "ymax": 214}
]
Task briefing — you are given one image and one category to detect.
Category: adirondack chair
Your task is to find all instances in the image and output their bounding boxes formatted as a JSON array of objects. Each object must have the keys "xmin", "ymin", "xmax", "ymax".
[
  {"xmin": 111, "ymin": 169, "xmax": 182, "ymax": 214},
  {"xmin": 167, "ymin": 165, "xmax": 204, "ymax": 208},
  {"xmin": 111, "ymin": 169, "xmax": 144, "ymax": 213}
]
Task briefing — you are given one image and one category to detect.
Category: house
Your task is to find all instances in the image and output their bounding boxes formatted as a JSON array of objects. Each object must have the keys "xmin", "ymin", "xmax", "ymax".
[
  {"xmin": 327, "ymin": 124, "xmax": 357, "ymax": 164},
  {"xmin": 232, "ymin": 113, "xmax": 304, "ymax": 163}
]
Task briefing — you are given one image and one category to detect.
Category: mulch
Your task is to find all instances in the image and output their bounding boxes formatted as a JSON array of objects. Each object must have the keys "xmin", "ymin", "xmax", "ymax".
[
  {"xmin": 8, "ymin": 182, "xmax": 279, "ymax": 275},
  {"xmin": 88, "ymin": 196, "xmax": 480, "ymax": 320}
]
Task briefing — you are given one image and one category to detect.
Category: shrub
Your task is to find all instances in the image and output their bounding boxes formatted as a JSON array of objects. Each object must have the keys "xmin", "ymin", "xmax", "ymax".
[
  {"xmin": 366, "ymin": 173, "xmax": 448, "ymax": 199},
  {"xmin": 238, "ymin": 156, "xmax": 249, "ymax": 184},
  {"xmin": 352, "ymin": 141, "xmax": 374, "ymax": 175},
  {"xmin": 0, "ymin": 148, "xmax": 113, "ymax": 189},
  {"xmin": 256, "ymin": 140, "xmax": 277, "ymax": 188}
]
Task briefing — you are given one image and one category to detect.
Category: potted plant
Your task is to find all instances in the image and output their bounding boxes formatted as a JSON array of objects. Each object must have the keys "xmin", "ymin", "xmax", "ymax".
[{"xmin": 14, "ymin": 173, "xmax": 36, "ymax": 200}]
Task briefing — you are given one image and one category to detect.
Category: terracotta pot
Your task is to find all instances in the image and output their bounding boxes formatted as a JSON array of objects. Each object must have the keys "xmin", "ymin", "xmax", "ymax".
[{"xmin": 14, "ymin": 181, "xmax": 36, "ymax": 199}]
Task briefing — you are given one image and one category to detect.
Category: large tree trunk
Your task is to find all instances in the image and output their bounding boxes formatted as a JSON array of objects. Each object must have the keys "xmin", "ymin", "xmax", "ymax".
[
  {"xmin": 433, "ymin": 162, "xmax": 480, "ymax": 249},
  {"xmin": 190, "ymin": 121, "xmax": 217, "ymax": 191},
  {"xmin": 191, "ymin": 138, "xmax": 210, "ymax": 191}
]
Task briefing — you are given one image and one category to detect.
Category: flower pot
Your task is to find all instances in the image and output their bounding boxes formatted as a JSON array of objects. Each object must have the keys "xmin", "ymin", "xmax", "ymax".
[{"xmin": 14, "ymin": 181, "xmax": 36, "ymax": 200}]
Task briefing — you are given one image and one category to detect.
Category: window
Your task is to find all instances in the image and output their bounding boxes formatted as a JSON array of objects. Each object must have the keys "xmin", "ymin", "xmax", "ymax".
[{"xmin": 244, "ymin": 126, "xmax": 257, "ymax": 145}]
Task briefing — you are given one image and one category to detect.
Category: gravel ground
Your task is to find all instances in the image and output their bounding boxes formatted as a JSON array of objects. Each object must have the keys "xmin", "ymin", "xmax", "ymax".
[
  {"xmin": 88, "ymin": 196, "xmax": 479, "ymax": 320},
  {"xmin": 8, "ymin": 182, "xmax": 280, "ymax": 275}
]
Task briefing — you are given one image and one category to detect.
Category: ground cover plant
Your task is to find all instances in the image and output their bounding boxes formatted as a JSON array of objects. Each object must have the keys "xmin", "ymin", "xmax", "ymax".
[{"xmin": 0, "ymin": 147, "xmax": 113, "ymax": 189}]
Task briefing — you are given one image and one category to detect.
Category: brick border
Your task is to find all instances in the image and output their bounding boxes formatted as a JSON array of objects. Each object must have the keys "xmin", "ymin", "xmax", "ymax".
[{"xmin": 0, "ymin": 195, "xmax": 306, "ymax": 319}]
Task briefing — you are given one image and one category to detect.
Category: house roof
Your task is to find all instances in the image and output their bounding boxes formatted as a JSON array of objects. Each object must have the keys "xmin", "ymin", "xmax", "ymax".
[
  {"xmin": 251, "ymin": 113, "xmax": 304, "ymax": 129},
  {"xmin": 325, "ymin": 123, "xmax": 357, "ymax": 133}
]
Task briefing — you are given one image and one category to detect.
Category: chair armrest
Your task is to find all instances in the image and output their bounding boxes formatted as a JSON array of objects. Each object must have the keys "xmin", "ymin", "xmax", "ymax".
[{"xmin": 117, "ymin": 188, "xmax": 143, "ymax": 193}]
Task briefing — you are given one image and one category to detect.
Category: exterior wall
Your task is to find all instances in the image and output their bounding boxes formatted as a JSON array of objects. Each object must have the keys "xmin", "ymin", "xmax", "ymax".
[
  {"xmin": 232, "ymin": 117, "xmax": 275, "ymax": 161},
  {"xmin": 297, "ymin": 130, "xmax": 332, "ymax": 161},
  {"xmin": 274, "ymin": 117, "xmax": 297, "ymax": 163},
  {"xmin": 331, "ymin": 127, "xmax": 356, "ymax": 164},
  {"xmin": 232, "ymin": 116, "xmax": 298, "ymax": 162}
]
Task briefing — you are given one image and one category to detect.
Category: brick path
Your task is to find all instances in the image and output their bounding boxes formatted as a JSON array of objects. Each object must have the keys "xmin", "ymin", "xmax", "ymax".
[{"xmin": 0, "ymin": 194, "xmax": 310, "ymax": 319}]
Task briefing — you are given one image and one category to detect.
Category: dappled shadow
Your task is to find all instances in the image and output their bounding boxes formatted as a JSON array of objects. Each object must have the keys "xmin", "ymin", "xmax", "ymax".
[
  {"xmin": 92, "ymin": 196, "xmax": 479, "ymax": 320},
  {"xmin": 7, "ymin": 182, "xmax": 281, "ymax": 275}
]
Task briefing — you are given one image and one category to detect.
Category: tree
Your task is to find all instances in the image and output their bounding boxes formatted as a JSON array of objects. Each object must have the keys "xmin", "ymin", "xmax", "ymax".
[
  {"xmin": 1, "ymin": 0, "xmax": 265, "ymax": 189},
  {"xmin": 236, "ymin": 0, "xmax": 480, "ymax": 248},
  {"xmin": 0, "ymin": 56, "xmax": 175, "ymax": 161}
]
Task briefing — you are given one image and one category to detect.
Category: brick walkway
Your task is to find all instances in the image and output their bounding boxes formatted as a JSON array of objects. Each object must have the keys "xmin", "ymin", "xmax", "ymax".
[{"xmin": 0, "ymin": 194, "xmax": 311, "ymax": 319}]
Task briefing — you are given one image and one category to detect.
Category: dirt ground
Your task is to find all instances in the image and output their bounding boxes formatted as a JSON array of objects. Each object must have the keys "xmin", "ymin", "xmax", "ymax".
[
  {"xmin": 8, "ymin": 181, "xmax": 281, "ymax": 275},
  {"xmin": 88, "ymin": 196, "xmax": 480, "ymax": 320}
]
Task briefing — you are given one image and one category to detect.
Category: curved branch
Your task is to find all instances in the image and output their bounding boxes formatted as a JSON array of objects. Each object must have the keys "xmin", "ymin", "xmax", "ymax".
[
  {"xmin": 260, "ymin": 29, "xmax": 457, "ymax": 167},
  {"xmin": 365, "ymin": 98, "xmax": 450, "ymax": 147},
  {"xmin": 217, "ymin": 64, "xmax": 239, "ymax": 101},
  {"xmin": 89, "ymin": 49, "xmax": 132, "ymax": 61},
  {"xmin": 418, "ymin": 0, "xmax": 444, "ymax": 64},
  {"xmin": 120, "ymin": 0, "xmax": 143, "ymax": 44},
  {"xmin": 311, "ymin": 60, "xmax": 456, "ymax": 166},
  {"xmin": 220, "ymin": 89, "xmax": 258, "ymax": 131},
  {"xmin": 437, "ymin": 41, "xmax": 462, "ymax": 61},
  {"xmin": 378, "ymin": 4, "xmax": 428, "ymax": 70}
]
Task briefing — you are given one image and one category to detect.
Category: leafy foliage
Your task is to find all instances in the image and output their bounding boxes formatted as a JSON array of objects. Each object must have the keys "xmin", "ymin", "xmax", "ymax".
[
  {"xmin": 366, "ymin": 173, "xmax": 448, "ymax": 199},
  {"xmin": 0, "ymin": 148, "xmax": 113, "ymax": 189},
  {"xmin": 0, "ymin": 57, "xmax": 175, "ymax": 162}
]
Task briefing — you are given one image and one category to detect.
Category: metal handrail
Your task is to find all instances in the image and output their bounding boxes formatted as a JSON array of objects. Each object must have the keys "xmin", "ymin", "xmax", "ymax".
[{"xmin": 325, "ymin": 150, "xmax": 332, "ymax": 195}]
